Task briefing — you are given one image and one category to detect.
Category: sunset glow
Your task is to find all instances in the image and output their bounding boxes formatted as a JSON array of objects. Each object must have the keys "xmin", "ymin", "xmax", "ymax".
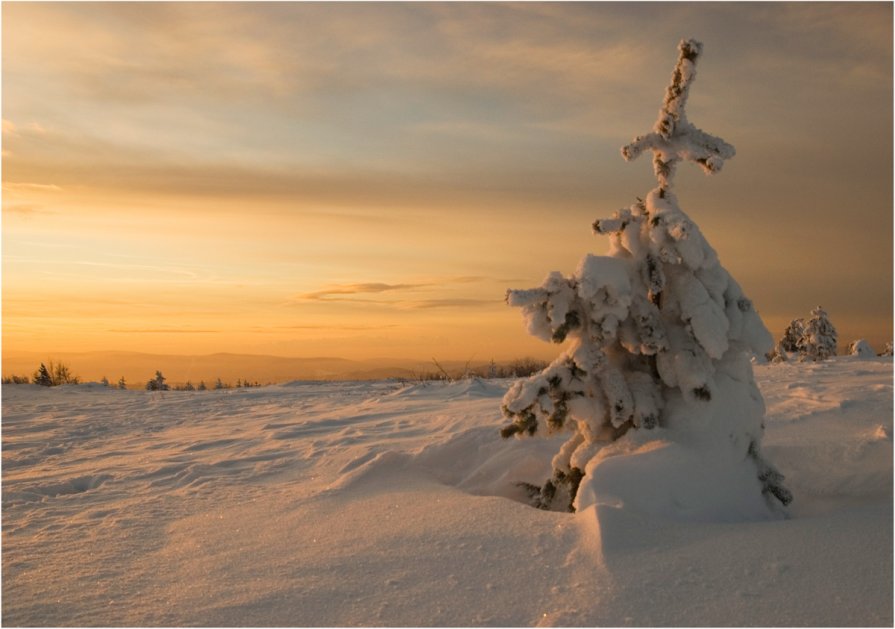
[{"xmin": 3, "ymin": 3, "xmax": 892, "ymax": 373}]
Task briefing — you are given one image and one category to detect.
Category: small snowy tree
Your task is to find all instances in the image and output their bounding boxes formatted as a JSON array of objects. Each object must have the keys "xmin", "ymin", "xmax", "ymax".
[
  {"xmin": 780, "ymin": 318, "xmax": 804, "ymax": 353},
  {"xmin": 766, "ymin": 341, "xmax": 788, "ymax": 364},
  {"xmin": 117, "ymin": 376, "xmax": 127, "ymax": 390},
  {"xmin": 500, "ymin": 39, "xmax": 790, "ymax": 517},
  {"xmin": 847, "ymin": 339, "xmax": 874, "ymax": 358},
  {"xmin": 799, "ymin": 306, "xmax": 837, "ymax": 361},
  {"xmin": 100, "ymin": 376, "xmax": 110, "ymax": 387},
  {"xmin": 880, "ymin": 342, "xmax": 893, "ymax": 357},
  {"xmin": 197, "ymin": 380, "xmax": 207, "ymax": 391}
]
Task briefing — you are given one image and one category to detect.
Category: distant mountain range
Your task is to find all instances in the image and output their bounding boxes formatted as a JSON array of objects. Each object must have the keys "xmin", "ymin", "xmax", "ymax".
[{"xmin": 1, "ymin": 350, "xmax": 530, "ymax": 387}]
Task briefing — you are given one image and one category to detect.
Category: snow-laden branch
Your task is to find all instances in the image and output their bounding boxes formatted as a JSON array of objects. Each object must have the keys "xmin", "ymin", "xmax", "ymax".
[{"xmin": 621, "ymin": 39, "xmax": 735, "ymax": 189}]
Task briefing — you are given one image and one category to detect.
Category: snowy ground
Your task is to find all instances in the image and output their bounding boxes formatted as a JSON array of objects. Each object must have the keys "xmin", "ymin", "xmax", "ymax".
[{"xmin": 3, "ymin": 358, "xmax": 892, "ymax": 626}]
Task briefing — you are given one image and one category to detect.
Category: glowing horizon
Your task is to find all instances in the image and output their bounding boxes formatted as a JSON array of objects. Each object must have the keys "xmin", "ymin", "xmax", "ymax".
[{"xmin": 3, "ymin": 3, "xmax": 892, "ymax": 364}]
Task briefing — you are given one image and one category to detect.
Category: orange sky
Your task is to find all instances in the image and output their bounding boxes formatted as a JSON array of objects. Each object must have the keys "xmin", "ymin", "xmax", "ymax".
[{"xmin": 3, "ymin": 2, "xmax": 892, "ymax": 364}]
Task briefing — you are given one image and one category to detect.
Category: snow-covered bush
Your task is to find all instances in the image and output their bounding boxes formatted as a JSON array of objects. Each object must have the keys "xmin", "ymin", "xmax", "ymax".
[
  {"xmin": 780, "ymin": 318, "xmax": 804, "ymax": 353},
  {"xmin": 880, "ymin": 342, "xmax": 893, "ymax": 357},
  {"xmin": 799, "ymin": 307, "xmax": 837, "ymax": 361},
  {"xmin": 501, "ymin": 39, "xmax": 790, "ymax": 519},
  {"xmin": 766, "ymin": 341, "xmax": 790, "ymax": 364},
  {"xmin": 771, "ymin": 309, "xmax": 838, "ymax": 363},
  {"xmin": 847, "ymin": 339, "xmax": 875, "ymax": 358}
]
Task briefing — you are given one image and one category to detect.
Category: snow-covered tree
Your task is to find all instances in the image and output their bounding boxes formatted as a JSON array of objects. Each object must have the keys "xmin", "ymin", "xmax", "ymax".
[
  {"xmin": 500, "ymin": 39, "xmax": 791, "ymax": 517},
  {"xmin": 117, "ymin": 376, "xmax": 127, "ymax": 390},
  {"xmin": 197, "ymin": 380, "xmax": 207, "ymax": 391},
  {"xmin": 768, "ymin": 318, "xmax": 807, "ymax": 363},
  {"xmin": 766, "ymin": 341, "xmax": 788, "ymax": 364},
  {"xmin": 780, "ymin": 318, "xmax": 804, "ymax": 353},
  {"xmin": 880, "ymin": 342, "xmax": 893, "ymax": 357},
  {"xmin": 847, "ymin": 339, "xmax": 874, "ymax": 358},
  {"xmin": 100, "ymin": 376, "xmax": 110, "ymax": 387},
  {"xmin": 799, "ymin": 307, "xmax": 837, "ymax": 361}
]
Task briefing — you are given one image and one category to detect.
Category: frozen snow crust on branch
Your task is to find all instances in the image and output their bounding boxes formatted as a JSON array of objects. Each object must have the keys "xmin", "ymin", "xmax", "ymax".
[
  {"xmin": 501, "ymin": 40, "xmax": 790, "ymax": 520},
  {"xmin": 621, "ymin": 39, "xmax": 735, "ymax": 190}
]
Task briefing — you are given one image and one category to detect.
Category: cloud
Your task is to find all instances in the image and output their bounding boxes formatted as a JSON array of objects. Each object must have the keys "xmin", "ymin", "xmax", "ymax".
[
  {"xmin": 65, "ymin": 261, "xmax": 202, "ymax": 281},
  {"xmin": 300, "ymin": 283, "xmax": 429, "ymax": 301},
  {"xmin": 108, "ymin": 328, "xmax": 219, "ymax": 334},
  {"xmin": 299, "ymin": 277, "xmax": 494, "ymax": 303},
  {"xmin": 2, "ymin": 121, "xmax": 605, "ymax": 215},
  {"xmin": 295, "ymin": 277, "xmax": 499, "ymax": 310},
  {"xmin": 3, "ymin": 182, "xmax": 62, "ymax": 193},
  {"xmin": 405, "ymin": 298, "xmax": 502, "ymax": 310},
  {"xmin": 448, "ymin": 276, "xmax": 488, "ymax": 284},
  {"xmin": 262, "ymin": 324, "xmax": 400, "ymax": 331},
  {"xmin": 3, "ymin": 204, "xmax": 51, "ymax": 216}
]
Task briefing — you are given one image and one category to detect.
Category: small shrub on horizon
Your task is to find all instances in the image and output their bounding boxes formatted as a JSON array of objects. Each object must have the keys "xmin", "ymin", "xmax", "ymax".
[
  {"xmin": 32, "ymin": 361, "xmax": 80, "ymax": 386},
  {"xmin": 146, "ymin": 371, "xmax": 170, "ymax": 391},
  {"xmin": 2, "ymin": 374, "xmax": 31, "ymax": 385}
]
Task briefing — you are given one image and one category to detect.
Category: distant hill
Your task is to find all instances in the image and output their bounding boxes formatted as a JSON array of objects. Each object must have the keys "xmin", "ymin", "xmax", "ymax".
[
  {"xmin": 2, "ymin": 351, "xmax": 361, "ymax": 387},
  {"xmin": 1, "ymin": 351, "xmax": 535, "ymax": 387}
]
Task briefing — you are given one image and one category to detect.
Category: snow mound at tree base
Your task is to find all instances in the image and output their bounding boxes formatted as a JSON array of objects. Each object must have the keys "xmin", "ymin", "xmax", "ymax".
[
  {"xmin": 573, "ymin": 361, "xmax": 784, "ymax": 525},
  {"xmin": 576, "ymin": 436, "xmax": 782, "ymax": 525}
]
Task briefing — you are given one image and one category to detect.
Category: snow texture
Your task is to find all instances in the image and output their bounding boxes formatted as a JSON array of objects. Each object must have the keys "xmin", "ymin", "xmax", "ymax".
[{"xmin": 2, "ymin": 359, "xmax": 892, "ymax": 626}]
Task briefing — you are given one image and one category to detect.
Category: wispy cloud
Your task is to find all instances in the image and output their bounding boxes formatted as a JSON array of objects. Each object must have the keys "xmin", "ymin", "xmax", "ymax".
[
  {"xmin": 297, "ymin": 277, "xmax": 495, "ymax": 303},
  {"xmin": 257, "ymin": 324, "xmax": 400, "ymax": 331},
  {"xmin": 292, "ymin": 277, "xmax": 502, "ymax": 312},
  {"xmin": 405, "ymin": 298, "xmax": 502, "ymax": 310},
  {"xmin": 3, "ymin": 182, "xmax": 62, "ymax": 192},
  {"xmin": 300, "ymin": 283, "xmax": 429, "ymax": 301},
  {"xmin": 108, "ymin": 328, "xmax": 219, "ymax": 334},
  {"xmin": 2, "ymin": 204, "xmax": 52, "ymax": 216}
]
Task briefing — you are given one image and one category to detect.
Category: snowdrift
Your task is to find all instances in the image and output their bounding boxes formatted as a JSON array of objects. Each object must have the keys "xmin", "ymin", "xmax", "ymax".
[{"xmin": 2, "ymin": 359, "xmax": 892, "ymax": 626}]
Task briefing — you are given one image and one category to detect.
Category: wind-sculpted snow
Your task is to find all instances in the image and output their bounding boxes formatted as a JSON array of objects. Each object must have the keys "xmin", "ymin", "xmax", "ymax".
[{"xmin": 3, "ymin": 361, "xmax": 892, "ymax": 626}]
